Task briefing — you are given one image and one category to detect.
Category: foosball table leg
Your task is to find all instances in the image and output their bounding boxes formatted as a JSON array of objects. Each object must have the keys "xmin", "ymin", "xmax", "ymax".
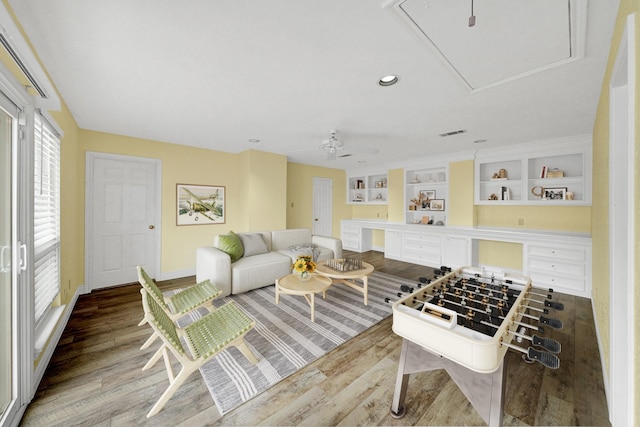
[
  {"xmin": 390, "ymin": 339, "xmax": 506, "ymax": 427},
  {"xmin": 390, "ymin": 340, "xmax": 410, "ymax": 418}
]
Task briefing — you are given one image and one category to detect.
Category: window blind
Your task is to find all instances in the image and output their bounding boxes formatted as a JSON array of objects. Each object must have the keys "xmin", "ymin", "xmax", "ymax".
[{"xmin": 33, "ymin": 113, "xmax": 60, "ymax": 324}]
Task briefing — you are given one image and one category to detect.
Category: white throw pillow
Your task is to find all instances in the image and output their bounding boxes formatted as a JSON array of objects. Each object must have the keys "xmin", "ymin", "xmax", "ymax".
[{"xmin": 238, "ymin": 233, "xmax": 269, "ymax": 257}]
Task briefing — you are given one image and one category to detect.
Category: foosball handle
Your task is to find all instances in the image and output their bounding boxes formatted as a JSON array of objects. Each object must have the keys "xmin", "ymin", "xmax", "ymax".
[
  {"xmin": 539, "ymin": 316, "xmax": 563, "ymax": 329},
  {"xmin": 527, "ymin": 347, "xmax": 560, "ymax": 369},
  {"xmin": 400, "ymin": 285, "xmax": 414, "ymax": 293},
  {"xmin": 531, "ymin": 335, "xmax": 562, "ymax": 353},
  {"xmin": 544, "ymin": 300, "xmax": 565, "ymax": 311}
]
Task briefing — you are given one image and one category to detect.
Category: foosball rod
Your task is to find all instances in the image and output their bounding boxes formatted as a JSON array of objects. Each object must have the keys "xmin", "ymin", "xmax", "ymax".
[
  {"xmin": 506, "ymin": 329, "xmax": 561, "ymax": 353},
  {"xmin": 524, "ymin": 296, "xmax": 565, "ymax": 311},
  {"xmin": 435, "ymin": 281, "xmax": 515, "ymax": 309},
  {"xmin": 431, "ymin": 294, "xmax": 557, "ymax": 333},
  {"xmin": 434, "ymin": 289, "xmax": 511, "ymax": 316},
  {"xmin": 500, "ymin": 340, "xmax": 560, "ymax": 369}
]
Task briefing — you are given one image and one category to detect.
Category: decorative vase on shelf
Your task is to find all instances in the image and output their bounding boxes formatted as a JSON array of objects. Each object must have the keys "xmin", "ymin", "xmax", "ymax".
[{"xmin": 299, "ymin": 271, "xmax": 311, "ymax": 282}]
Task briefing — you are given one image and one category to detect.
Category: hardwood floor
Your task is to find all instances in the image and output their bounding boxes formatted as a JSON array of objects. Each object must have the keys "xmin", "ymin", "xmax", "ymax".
[{"xmin": 20, "ymin": 251, "xmax": 610, "ymax": 426}]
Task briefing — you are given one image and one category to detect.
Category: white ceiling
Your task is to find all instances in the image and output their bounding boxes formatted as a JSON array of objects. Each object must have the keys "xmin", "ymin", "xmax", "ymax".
[{"xmin": 8, "ymin": 0, "xmax": 619, "ymax": 170}]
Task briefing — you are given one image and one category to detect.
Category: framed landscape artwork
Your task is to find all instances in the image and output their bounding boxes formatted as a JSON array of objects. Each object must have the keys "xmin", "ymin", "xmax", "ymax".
[{"xmin": 177, "ymin": 184, "xmax": 225, "ymax": 225}]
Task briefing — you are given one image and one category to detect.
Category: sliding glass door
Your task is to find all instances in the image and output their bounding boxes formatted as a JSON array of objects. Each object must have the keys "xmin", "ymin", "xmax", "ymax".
[{"xmin": 0, "ymin": 106, "xmax": 15, "ymax": 422}]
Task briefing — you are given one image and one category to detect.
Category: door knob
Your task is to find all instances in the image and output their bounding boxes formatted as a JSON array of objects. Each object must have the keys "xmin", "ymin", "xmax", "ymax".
[{"xmin": 149, "ymin": 225, "xmax": 155, "ymax": 229}]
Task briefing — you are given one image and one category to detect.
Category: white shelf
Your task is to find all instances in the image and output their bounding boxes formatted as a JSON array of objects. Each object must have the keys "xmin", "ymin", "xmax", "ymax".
[
  {"xmin": 474, "ymin": 138, "xmax": 592, "ymax": 206},
  {"xmin": 405, "ymin": 165, "xmax": 447, "ymax": 225},
  {"xmin": 347, "ymin": 173, "xmax": 387, "ymax": 204}
]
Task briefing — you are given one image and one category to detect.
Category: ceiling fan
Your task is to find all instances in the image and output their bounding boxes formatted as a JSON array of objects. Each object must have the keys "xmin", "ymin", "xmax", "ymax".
[{"xmin": 320, "ymin": 129, "xmax": 378, "ymax": 161}]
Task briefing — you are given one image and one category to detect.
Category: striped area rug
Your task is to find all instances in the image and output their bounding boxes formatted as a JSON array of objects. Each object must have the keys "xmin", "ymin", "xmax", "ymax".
[{"xmin": 196, "ymin": 271, "xmax": 416, "ymax": 415}]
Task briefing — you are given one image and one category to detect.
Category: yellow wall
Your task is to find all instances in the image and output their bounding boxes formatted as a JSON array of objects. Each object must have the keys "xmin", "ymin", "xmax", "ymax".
[
  {"xmin": 591, "ymin": 1, "xmax": 640, "ymax": 421},
  {"xmin": 241, "ymin": 150, "xmax": 288, "ymax": 231},
  {"xmin": 285, "ymin": 162, "xmax": 348, "ymax": 238},
  {"xmin": 81, "ymin": 131, "xmax": 289, "ymax": 275},
  {"xmin": 388, "ymin": 168, "xmax": 404, "ymax": 223},
  {"xmin": 476, "ymin": 205, "xmax": 591, "ymax": 232},
  {"xmin": 448, "ymin": 160, "xmax": 475, "ymax": 226},
  {"xmin": 477, "ymin": 241, "xmax": 523, "ymax": 271}
]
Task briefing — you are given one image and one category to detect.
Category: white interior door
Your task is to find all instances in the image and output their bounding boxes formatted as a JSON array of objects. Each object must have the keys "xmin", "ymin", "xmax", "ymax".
[
  {"xmin": 312, "ymin": 177, "xmax": 332, "ymax": 237},
  {"xmin": 86, "ymin": 153, "xmax": 160, "ymax": 290}
]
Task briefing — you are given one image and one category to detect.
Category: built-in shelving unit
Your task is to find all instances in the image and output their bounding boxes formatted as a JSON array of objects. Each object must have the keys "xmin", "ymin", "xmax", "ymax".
[
  {"xmin": 474, "ymin": 137, "xmax": 591, "ymax": 206},
  {"xmin": 405, "ymin": 166, "xmax": 447, "ymax": 226},
  {"xmin": 347, "ymin": 173, "xmax": 388, "ymax": 204}
]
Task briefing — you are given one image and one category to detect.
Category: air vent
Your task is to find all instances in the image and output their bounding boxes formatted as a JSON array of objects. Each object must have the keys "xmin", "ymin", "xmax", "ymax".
[{"xmin": 439, "ymin": 129, "xmax": 467, "ymax": 137}]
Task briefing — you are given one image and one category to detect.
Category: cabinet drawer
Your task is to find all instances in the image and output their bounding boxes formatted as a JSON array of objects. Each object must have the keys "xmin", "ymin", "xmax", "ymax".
[
  {"xmin": 342, "ymin": 239, "xmax": 361, "ymax": 251},
  {"xmin": 342, "ymin": 225, "xmax": 361, "ymax": 235},
  {"xmin": 528, "ymin": 271, "xmax": 585, "ymax": 293},
  {"xmin": 403, "ymin": 248, "xmax": 440, "ymax": 266},
  {"xmin": 528, "ymin": 258, "xmax": 585, "ymax": 277},
  {"xmin": 403, "ymin": 233, "xmax": 441, "ymax": 245},
  {"xmin": 527, "ymin": 245, "xmax": 585, "ymax": 262}
]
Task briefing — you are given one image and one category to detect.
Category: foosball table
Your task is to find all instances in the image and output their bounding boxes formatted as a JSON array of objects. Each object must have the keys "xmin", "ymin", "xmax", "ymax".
[{"xmin": 389, "ymin": 266, "xmax": 564, "ymax": 427}]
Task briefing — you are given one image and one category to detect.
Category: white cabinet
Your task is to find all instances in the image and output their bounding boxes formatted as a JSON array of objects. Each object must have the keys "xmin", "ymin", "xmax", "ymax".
[
  {"xmin": 405, "ymin": 166, "xmax": 447, "ymax": 226},
  {"xmin": 340, "ymin": 222, "xmax": 372, "ymax": 252},
  {"xmin": 475, "ymin": 138, "xmax": 591, "ymax": 206},
  {"xmin": 384, "ymin": 230, "xmax": 402, "ymax": 260},
  {"xmin": 347, "ymin": 173, "xmax": 387, "ymax": 204},
  {"xmin": 402, "ymin": 231, "xmax": 441, "ymax": 267},
  {"xmin": 442, "ymin": 235, "xmax": 470, "ymax": 269},
  {"xmin": 524, "ymin": 243, "xmax": 590, "ymax": 297}
]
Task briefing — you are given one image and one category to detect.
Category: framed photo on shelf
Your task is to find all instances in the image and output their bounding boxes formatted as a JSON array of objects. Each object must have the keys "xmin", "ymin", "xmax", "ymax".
[
  {"xmin": 430, "ymin": 199, "xmax": 445, "ymax": 211},
  {"xmin": 543, "ymin": 187, "xmax": 567, "ymax": 200},
  {"xmin": 177, "ymin": 184, "xmax": 225, "ymax": 225},
  {"xmin": 420, "ymin": 190, "xmax": 436, "ymax": 200}
]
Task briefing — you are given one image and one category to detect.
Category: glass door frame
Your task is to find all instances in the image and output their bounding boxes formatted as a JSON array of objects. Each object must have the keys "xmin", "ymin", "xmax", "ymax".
[{"xmin": 0, "ymin": 77, "xmax": 33, "ymax": 427}]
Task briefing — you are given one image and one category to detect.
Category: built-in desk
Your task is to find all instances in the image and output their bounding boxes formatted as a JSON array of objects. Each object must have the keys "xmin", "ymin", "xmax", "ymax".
[{"xmin": 341, "ymin": 219, "xmax": 592, "ymax": 298}]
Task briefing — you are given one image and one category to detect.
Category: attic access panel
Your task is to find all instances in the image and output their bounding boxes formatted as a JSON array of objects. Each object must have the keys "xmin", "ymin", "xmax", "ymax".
[{"xmin": 386, "ymin": 0, "xmax": 585, "ymax": 91}]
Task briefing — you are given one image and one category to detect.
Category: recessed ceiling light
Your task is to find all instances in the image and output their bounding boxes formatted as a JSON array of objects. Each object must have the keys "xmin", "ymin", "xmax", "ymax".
[
  {"xmin": 358, "ymin": 160, "xmax": 367, "ymax": 164},
  {"xmin": 378, "ymin": 75, "xmax": 399, "ymax": 86},
  {"xmin": 474, "ymin": 139, "xmax": 487, "ymax": 144},
  {"xmin": 248, "ymin": 138, "xmax": 260, "ymax": 143}
]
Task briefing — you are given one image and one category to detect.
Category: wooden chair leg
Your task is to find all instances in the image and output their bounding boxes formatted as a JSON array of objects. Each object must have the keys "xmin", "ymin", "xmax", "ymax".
[
  {"xmin": 143, "ymin": 344, "xmax": 166, "ymax": 371},
  {"xmin": 140, "ymin": 331, "xmax": 158, "ymax": 350},
  {"xmin": 146, "ymin": 366, "xmax": 197, "ymax": 418},
  {"xmin": 235, "ymin": 338, "xmax": 258, "ymax": 364}
]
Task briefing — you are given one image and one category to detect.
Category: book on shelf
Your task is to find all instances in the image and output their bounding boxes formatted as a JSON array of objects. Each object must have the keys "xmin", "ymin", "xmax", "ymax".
[
  {"xmin": 501, "ymin": 186, "xmax": 510, "ymax": 201},
  {"xmin": 540, "ymin": 166, "xmax": 547, "ymax": 178}
]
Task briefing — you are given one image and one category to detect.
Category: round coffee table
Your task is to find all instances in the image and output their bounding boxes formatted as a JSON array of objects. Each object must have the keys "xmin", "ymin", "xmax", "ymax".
[
  {"xmin": 315, "ymin": 260, "xmax": 374, "ymax": 305},
  {"xmin": 275, "ymin": 273, "xmax": 332, "ymax": 322}
]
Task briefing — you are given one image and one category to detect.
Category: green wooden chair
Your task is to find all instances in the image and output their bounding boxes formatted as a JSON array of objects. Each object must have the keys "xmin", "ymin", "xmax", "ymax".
[
  {"xmin": 137, "ymin": 266, "xmax": 222, "ymax": 349},
  {"xmin": 140, "ymin": 287, "xmax": 258, "ymax": 417}
]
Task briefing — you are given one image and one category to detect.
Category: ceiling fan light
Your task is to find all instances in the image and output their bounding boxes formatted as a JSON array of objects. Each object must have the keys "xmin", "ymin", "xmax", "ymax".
[{"xmin": 378, "ymin": 75, "xmax": 399, "ymax": 86}]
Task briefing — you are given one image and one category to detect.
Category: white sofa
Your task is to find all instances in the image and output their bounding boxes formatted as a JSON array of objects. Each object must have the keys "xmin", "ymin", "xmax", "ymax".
[{"xmin": 196, "ymin": 228, "xmax": 342, "ymax": 296}]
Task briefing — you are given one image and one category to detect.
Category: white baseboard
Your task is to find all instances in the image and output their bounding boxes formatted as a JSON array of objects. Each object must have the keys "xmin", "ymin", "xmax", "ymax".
[
  {"xmin": 590, "ymin": 298, "xmax": 611, "ymax": 419},
  {"xmin": 156, "ymin": 268, "xmax": 195, "ymax": 281}
]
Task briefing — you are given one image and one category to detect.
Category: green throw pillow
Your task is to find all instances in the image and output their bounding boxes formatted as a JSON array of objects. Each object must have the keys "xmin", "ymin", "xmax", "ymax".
[{"xmin": 217, "ymin": 231, "xmax": 244, "ymax": 262}]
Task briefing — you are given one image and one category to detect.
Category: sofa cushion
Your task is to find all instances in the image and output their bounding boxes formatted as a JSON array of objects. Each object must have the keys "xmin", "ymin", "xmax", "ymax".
[
  {"xmin": 231, "ymin": 252, "xmax": 292, "ymax": 294},
  {"xmin": 216, "ymin": 231, "xmax": 244, "ymax": 262},
  {"xmin": 238, "ymin": 233, "xmax": 269, "ymax": 257},
  {"xmin": 270, "ymin": 228, "xmax": 311, "ymax": 251}
]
